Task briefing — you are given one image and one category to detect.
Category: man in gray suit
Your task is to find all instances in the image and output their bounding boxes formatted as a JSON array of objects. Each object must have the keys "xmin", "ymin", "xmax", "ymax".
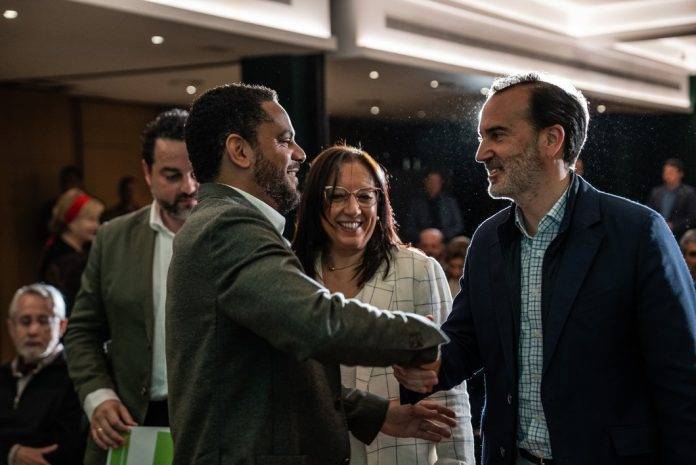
[
  {"xmin": 65, "ymin": 109, "xmax": 197, "ymax": 465},
  {"xmin": 166, "ymin": 83, "xmax": 455, "ymax": 465}
]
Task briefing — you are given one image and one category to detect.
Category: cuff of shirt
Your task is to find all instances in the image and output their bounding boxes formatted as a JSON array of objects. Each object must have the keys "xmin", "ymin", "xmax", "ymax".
[
  {"xmin": 84, "ymin": 388, "xmax": 120, "ymax": 422},
  {"xmin": 8, "ymin": 444, "xmax": 19, "ymax": 465}
]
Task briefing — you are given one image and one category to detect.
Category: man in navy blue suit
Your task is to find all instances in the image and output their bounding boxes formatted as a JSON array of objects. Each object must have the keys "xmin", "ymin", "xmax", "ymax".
[{"xmin": 396, "ymin": 72, "xmax": 696, "ymax": 465}]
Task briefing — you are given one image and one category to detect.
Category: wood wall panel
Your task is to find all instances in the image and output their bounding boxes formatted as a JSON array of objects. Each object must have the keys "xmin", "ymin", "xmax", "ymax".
[
  {"xmin": 0, "ymin": 89, "xmax": 77, "ymax": 362},
  {"xmin": 80, "ymin": 101, "xmax": 161, "ymax": 208},
  {"xmin": 0, "ymin": 90, "xmax": 162, "ymax": 362}
]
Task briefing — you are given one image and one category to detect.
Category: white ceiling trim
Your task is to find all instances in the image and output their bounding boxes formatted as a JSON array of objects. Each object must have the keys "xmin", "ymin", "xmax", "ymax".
[{"xmin": 69, "ymin": 0, "xmax": 336, "ymax": 50}]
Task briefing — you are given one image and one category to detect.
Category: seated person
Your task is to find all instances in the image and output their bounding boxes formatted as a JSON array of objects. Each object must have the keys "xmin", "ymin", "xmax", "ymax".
[{"xmin": 1, "ymin": 284, "xmax": 86, "ymax": 465}]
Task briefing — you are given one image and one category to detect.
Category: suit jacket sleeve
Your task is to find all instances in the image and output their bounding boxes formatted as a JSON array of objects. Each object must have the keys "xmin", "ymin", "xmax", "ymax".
[
  {"xmin": 64, "ymin": 227, "xmax": 116, "ymax": 405},
  {"xmin": 341, "ymin": 386, "xmax": 390, "ymax": 445},
  {"xmin": 636, "ymin": 211, "xmax": 696, "ymax": 463},
  {"xmin": 212, "ymin": 209, "xmax": 448, "ymax": 368}
]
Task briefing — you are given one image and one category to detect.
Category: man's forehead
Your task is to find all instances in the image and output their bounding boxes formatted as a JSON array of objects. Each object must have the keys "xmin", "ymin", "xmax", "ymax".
[
  {"xmin": 17, "ymin": 293, "xmax": 52, "ymax": 314},
  {"xmin": 261, "ymin": 101, "xmax": 293, "ymax": 131},
  {"xmin": 153, "ymin": 138, "xmax": 190, "ymax": 166},
  {"xmin": 479, "ymin": 86, "xmax": 531, "ymax": 127}
]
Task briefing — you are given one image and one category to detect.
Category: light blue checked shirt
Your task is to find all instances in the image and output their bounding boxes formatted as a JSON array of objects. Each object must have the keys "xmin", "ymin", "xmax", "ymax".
[{"xmin": 514, "ymin": 187, "xmax": 569, "ymax": 459}]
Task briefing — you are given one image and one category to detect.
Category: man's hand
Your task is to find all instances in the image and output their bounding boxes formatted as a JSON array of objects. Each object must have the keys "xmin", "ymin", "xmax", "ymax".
[
  {"xmin": 381, "ymin": 399, "xmax": 457, "ymax": 442},
  {"xmin": 13, "ymin": 444, "xmax": 57, "ymax": 465},
  {"xmin": 393, "ymin": 357, "xmax": 441, "ymax": 394},
  {"xmin": 91, "ymin": 399, "xmax": 137, "ymax": 449}
]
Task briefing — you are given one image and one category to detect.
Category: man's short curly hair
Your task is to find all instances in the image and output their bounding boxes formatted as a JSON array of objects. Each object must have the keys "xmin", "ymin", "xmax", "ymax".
[
  {"xmin": 141, "ymin": 108, "xmax": 189, "ymax": 168},
  {"xmin": 185, "ymin": 83, "xmax": 278, "ymax": 183}
]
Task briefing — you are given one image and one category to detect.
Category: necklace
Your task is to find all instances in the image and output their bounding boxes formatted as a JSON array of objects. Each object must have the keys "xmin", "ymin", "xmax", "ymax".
[{"xmin": 325, "ymin": 259, "xmax": 360, "ymax": 272}]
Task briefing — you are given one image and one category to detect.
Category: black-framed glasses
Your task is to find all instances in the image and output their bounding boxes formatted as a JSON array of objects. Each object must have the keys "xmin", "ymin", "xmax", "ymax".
[
  {"xmin": 13, "ymin": 315, "xmax": 57, "ymax": 328},
  {"xmin": 324, "ymin": 186, "xmax": 382, "ymax": 207}
]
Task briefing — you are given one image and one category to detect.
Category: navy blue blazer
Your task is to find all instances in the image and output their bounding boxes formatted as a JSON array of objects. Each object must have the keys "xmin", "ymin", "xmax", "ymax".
[{"xmin": 402, "ymin": 175, "xmax": 696, "ymax": 465}]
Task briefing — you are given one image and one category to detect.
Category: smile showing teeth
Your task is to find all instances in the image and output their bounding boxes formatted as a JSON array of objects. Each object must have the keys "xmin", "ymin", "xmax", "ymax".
[{"xmin": 338, "ymin": 221, "xmax": 361, "ymax": 230}]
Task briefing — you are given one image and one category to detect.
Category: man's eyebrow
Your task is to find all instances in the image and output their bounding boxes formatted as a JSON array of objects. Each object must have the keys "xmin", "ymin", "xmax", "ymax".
[
  {"xmin": 278, "ymin": 130, "xmax": 295, "ymax": 139},
  {"xmin": 160, "ymin": 167, "xmax": 181, "ymax": 173},
  {"xmin": 481, "ymin": 125, "xmax": 507, "ymax": 135}
]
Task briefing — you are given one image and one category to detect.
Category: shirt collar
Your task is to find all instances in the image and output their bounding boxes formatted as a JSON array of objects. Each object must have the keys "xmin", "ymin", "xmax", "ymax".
[
  {"xmin": 514, "ymin": 183, "xmax": 570, "ymax": 238},
  {"xmin": 148, "ymin": 202, "xmax": 175, "ymax": 237},
  {"xmin": 225, "ymin": 185, "xmax": 286, "ymax": 236},
  {"xmin": 11, "ymin": 343, "xmax": 63, "ymax": 379}
]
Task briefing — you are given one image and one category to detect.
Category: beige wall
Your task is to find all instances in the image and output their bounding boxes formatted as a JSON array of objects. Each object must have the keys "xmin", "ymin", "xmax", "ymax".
[{"xmin": 1, "ymin": 89, "xmax": 162, "ymax": 362}]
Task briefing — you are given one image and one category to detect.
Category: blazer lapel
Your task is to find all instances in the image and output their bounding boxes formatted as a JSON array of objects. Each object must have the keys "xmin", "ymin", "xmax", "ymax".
[
  {"xmin": 354, "ymin": 263, "xmax": 395, "ymax": 389},
  {"xmin": 132, "ymin": 213, "xmax": 156, "ymax": 345},
  {"xmin": 543, "ymin": 184, "xmax": 603, "ymax": 374},
  {"xmin": 491, "ymin": 210, "xmax": 520, "ymax": 385}
]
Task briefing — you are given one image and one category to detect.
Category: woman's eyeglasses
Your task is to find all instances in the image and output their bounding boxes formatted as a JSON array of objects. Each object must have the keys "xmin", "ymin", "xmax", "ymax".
[{"xmin": 324, "ymin": 186, "xmax": 382, "ymax": 207}]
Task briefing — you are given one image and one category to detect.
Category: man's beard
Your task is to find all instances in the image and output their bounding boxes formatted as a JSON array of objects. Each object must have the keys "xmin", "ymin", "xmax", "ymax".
[
  {"xmin": 487, "ymin": 143, "xmax": 545, "ymax": 201},
  {"xmin": 253, "ymin": 147, "xmax": 300, "ymax": 215},
  {"xmin": 159, "ymin": 193, "xmax": 196, "ymax": 220}
]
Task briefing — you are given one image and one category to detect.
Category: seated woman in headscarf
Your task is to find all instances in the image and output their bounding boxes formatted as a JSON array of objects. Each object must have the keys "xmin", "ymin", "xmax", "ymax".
[
  {"xmin": 293, "ymin": 144, "xmax": 475, "ymax": 465},
  {"xmin": 39, "ymin": 188, "xmax": 104, "ymax": 314}
]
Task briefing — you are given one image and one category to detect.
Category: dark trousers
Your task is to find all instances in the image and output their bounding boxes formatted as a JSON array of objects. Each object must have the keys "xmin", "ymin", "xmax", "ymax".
[{"xmin": 143, "ymin": 399, "xmax": 169, "ymax": 427}]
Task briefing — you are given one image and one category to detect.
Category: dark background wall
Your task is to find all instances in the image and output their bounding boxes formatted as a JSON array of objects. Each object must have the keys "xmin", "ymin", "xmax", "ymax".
[{"xmin": 330, "ymin": 110, "xmax": 696, "ymax": 239}]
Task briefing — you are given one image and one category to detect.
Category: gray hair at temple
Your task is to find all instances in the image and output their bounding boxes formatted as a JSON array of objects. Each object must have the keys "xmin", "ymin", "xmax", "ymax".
[
  {"xmin": 8, "ymin": 283, "xmax": 66, "ymax": 320},
  {"xmin": 680, "ymin": 229, "xmax": 696, "ymax": 252},
  {"xmin": 488, "ymin": 71, "xmax": 590, "ymax": 166}
]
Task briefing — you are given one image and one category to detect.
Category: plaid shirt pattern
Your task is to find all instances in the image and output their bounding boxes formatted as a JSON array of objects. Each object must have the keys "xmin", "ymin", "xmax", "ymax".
[{"xmin": 514, "ymin": 191, "xmax": 568, "ymax": 459}]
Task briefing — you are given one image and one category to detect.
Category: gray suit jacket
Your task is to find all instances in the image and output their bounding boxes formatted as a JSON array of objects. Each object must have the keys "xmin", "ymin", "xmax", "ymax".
[
  {"xmin": 64, "ymin": 206, "xmax": 156, "ymax": 465},
  {"xmin": 166, "ymin": 184, "xmax": 448, "ymax": 465}
]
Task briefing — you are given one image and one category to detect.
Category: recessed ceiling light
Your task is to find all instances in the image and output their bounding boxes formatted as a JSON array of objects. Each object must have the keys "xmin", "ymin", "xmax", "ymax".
[
  {"xmin": 430, "ymin": 80, "xmax": 439, "ymax": 89},
  {"xmin": 370, "ymin": 106, "xmax": 380, "ymax": 115},
  {"xmin": 369, "ymin": 70, "xmax": 380, "ymax": 80},
  {"xmin": 597, "ymin": 104, "xmax": 606, "ymax": 113},
  {"xmin": 186, "ymin": 85, "xmax": 197, "ymax": 95},
  {"xmin": 480, "ymin": 87, "xmax": 489, "ymax": 96},
  {"xmin": 417, "ymin": 110, "xmax": 426, "ymax": 119},
  {"xmin": 3, "ymin": 10, "xmax": 18, "ymax": 19},
  {"xmin": 151, "ymin": 35, "xmax": 165, "ymax": 45}
]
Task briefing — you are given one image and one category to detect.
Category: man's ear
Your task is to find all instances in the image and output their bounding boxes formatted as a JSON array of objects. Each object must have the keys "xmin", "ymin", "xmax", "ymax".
[
  {"xmin": 58, "ymin": 319, "xmax": 68, "ymax": 338},
  {"xmin": 540, "ymin": 124, "xmax": 565, "ymax": 161},
  {"xmin": 141, "ymin": 159, "xmax": 152, "ymax": 188},
  {"xmin": 225, "ymin": 134, "xmax": 254, "ymax": 169}
]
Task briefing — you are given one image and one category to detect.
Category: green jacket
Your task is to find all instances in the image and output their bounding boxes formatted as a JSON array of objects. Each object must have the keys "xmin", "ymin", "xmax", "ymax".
[
  {"xmin": 166, "ymin": 184, "xmax": 448, "ymax": 465},
  {"xmin": 64, "ymin": 206, "xmax": 156, "ymax": 465}
]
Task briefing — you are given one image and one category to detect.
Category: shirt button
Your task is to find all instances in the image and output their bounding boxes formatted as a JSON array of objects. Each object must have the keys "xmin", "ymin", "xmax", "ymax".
[
  {"xmin": 532, "ymin": 329, "xmax": 542, "ymax": 338},
  {"xmin": 141, "ymin": 386, "xmax": 148, "ymax": 396},
  {"xmin": 532, "ymin": 374, "xmax": 542, "ymax": 382},
  {"xmin": 499, "ymin": 446, "xmax": 506, "ymax": 457},
  {"xmin": 536, "ymin": 250, "xmax": 544, "ymax": 258},
  {"xmin": 507, "ymin": 394, "xmax": 513, "ymax": 405}
]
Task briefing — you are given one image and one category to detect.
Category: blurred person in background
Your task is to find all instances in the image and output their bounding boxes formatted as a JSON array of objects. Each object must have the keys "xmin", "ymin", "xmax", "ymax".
[
  {"xmin": 418, "ymin": 228, "xmax": 446, "ymax": 264},
  {"xmin": 1, "ymin": 284, "xmax": 86, "ymax": 465},
  {"xmin": 38, "ymin": 166, "xmax": 84, "ymax": 242},
  {"xmin": 101, "ymin": 176, "xmax": 140, "ymax": 222},
  {"xmin": 648, "ymin": 158, "xmax": 696, "ymax": 239},
  {"xmin": 679, "ymin": 228, "xmax": 696, "ymax": 284},
  {"xmin": 444, "ymin": 236, "xmax": 470, "ymax": 297},
  {"xmin": 64, "ymin": 109, "xmax": 196, "ymax": 465},
  {"xmin": 293, "ymin": 144, "xmax": 474, "ymax": 465},
  {"xmin": 38, "ymin": 188, "xmax": 104, "ymax": 314},
  {"xmin": 403, "ymin": 170, "xmax": 464, "ymax": 243}
]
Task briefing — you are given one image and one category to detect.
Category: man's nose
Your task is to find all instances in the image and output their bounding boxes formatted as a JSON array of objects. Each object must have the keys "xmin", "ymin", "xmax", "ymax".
[
  {"xmin": 292, "ymin": 142, "xmax": 306, "ymax": 163},
  {"xmin": 475, "ymin": 142, "xmax": 491, "ymax": 164},
  {"xmin": 182, "ymin": 173, "xmax": 198, "ymax": 194}
]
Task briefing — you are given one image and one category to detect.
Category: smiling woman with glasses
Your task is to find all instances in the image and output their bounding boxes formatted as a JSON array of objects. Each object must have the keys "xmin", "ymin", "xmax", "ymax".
[{"xmin": 292, "ymin": 144, "xmax": 474, "ymax": 465}]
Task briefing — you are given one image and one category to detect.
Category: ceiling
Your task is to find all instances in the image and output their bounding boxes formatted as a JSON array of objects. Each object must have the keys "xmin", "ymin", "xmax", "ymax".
[{"xmin": 0, "ymin": 0, "xmax": 693, "ymax": 118}]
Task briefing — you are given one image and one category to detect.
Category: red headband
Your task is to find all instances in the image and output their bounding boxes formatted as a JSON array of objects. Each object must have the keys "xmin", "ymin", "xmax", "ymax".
[{"xmin": 63, "ymin": 194, "xmax": 91, "ymax": 225}]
